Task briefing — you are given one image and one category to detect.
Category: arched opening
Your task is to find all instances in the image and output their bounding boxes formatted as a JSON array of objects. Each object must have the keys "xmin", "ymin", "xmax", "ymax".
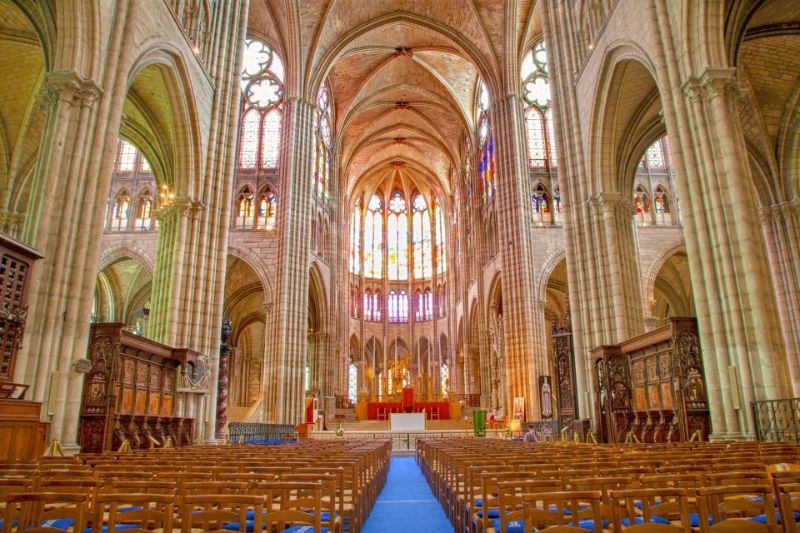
[
  {"xmin": 0, "ymin": 0, "xmax": 48, "ymax": 239},
  {"xmin": 223, "ymin": 256, "xmax": 266, "ymax": 413},
  {"xmin": 93, "ymin": 257, "xmax": 153, "ymax": 337}
]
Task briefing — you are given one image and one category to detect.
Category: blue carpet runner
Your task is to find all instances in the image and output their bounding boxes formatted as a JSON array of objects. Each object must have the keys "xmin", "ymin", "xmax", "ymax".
[{"xmin": 362, "ymin": 456, "xmax": 455, "ymax": 533}]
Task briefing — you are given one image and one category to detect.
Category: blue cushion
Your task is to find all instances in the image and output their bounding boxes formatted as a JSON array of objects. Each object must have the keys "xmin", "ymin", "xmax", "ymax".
[
  {"xmin": 491, "ymin": 518, "xmax": 528, "ymax": 533},
  {"xmin": 39, "ymin": 519, "xmax": 76, "ymax": 530},
  {"xmin": 281, "ymin": 527, "xmax": 329, "ymax": 533},
  {"xmin": 245, "ymin": 510, "xmax": 269, "ymax": 520},
  {"xmin": 476, "ymin": 509, "xmax": 501, "ymax": 519},
  {"xmin": 621, "ymin": 516, "xmax": 671, "ymax": 526},
  {"xmin": 688, "ymin": 513, "xmax": 714, "ymax": 527},
  {"xmin": 750, "ymin": 511, "xmax": 800, "ymax": 525},
  {"xmin": 474, "ymin": 498, "xmax": 484, "ymax": 508},
  {"xmin": 222, "ymin": 520, "xmax": 262, "ymax": 532},
  {"xmin": 117, "ymin": 507, "xmax": 143, "ymax": 513},
  {"xmin": 568, "ymin": 519, "xmax": 609, "ymax": 531}
]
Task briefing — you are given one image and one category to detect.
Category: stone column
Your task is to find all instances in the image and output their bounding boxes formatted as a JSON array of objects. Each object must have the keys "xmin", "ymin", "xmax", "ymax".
[
  {"xmin": 216, "ymin": 318, "xmax": 232, "ymax": 439},
  {"xmin": 491, "ymin": 95, "xmax": 546, "ymax": 420},
  {"xmin": 264, "ymin": 98, "xmax": 316, "ymax": 423},
  {"xmin": 18, "ymin": 71, "xmax": 108, "ymax": 452},
  {"xmin": 760, "ymin": 201, "xmax": 800, "ymax": 393},
  {"xmin": 670, "ymin": 70, "xmax": 792, "ymax": 437}
]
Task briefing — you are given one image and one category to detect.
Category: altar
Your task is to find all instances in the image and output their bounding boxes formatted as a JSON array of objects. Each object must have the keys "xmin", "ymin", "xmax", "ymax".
[
  {"xmin": 360, "ymin": 386, "xmax": 453, "ymax": 420},
  {"xmin": 390, "ymin": 413, "xmax": 426, "ymax": 431}
]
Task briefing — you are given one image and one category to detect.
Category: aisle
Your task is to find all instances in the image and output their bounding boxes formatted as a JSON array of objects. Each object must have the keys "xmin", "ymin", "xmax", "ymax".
[{"xmin": 362, "ymin": 456, "xmax": 455, "ymax": 533}]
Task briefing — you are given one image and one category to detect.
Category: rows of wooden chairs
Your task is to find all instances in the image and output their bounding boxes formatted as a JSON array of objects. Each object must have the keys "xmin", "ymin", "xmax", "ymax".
[
  {"xmin": 0, "ymin": 439, "xmax": 391, "ymax": 533},
  {"xmin": 417, "ymin": 438, "xmax": 800, "ymax": 532}
]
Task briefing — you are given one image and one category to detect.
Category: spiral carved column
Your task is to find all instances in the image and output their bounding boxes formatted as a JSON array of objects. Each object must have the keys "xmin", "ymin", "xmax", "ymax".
[{"xmin": 216, "ymin": 318, "xmax": 232, "ymax": 439}]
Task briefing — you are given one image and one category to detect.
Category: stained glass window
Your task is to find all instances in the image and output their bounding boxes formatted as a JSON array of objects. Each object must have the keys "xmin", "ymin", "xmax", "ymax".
[
  {"xmin": 315, "ymin": 84, "xmax": 333, "ymax": 199},
  {"xmin": 522, "ymin": 40, "xmax": 557, "ymax": 170},
  {"xmin": 387, "ymin": 192, "xmax": 408, "ymax": 280},
  {"xmin": 117, "ymin": 141, "xmax": 137, "ymax": 172},
  {"xmin": 441, "ymin": 364, "xmax": 449, "ymax": 398},
  {"xmin": 389, "ymin": 290, "xmax": 402, "ymax": 322},
  {"xmin": 261, "ymin": 109, "xmax": 281, "ymax": 168},
  {"xmin": 364, "ymin": 194, "xmax": 383, "ymax": 278},
  {"xmin": 350, "ymin": 201, "xmax": 361, "ymax": 274},
  {"xmin": 653, "ymin": 186, "xmax": 672, "ymax": 225},
  {"xmin": 364, "ymin": 290, "xmax": 372, "ymax": 320},
  {"xmin": 238, "ymin": 38, "xmax": 285, "ymax": 170},
  {"xmin": 134, "ymin": 191, "xmax": 152, "ymax": 230},
  {"xmin": 525, "ymin": 107, "xmax": 547, "ymax": 167},
  {"xmin": 477, "ymin": 80, "xmax": 496, "ymax": 201},
  {"xmin": 435, "ymin": 202, "xmax": 446, "ymax": 275},
  {"xmin": 634, "ymin": 185, "xmax": 651, "ymax": 226},
  {"xmin": 424, "ymin": 288, "xmax": 433, "ymax": 320},
  {"xmin": 372, "ymin": 291, "xmax": 381, "ymax": 321},
  {"xmin": 415, "ymin": 289, "xmax": 423, "ymax": 320},
  {"xmin": 413, "ymin": 195, "xmax": 432, "ymax": 279},
  {"xmin": 236, "ymin": 187, "xmax": 255, "ymax": 228},
  {"xmin": 399, "ymin": 290, "xmax": 408, "ymax": 321},
  {"xmin": 110, "ymin": 190, "xmax": 130, "ymax": 230},
  {"xmin": 647, "ymin": 140, "xmax": 665, "ymax": 169},
  {"xmin": 256, "ymin": 189, "xmax": 277, "ymax": 229},
  {"xmin": 348, "ymin": 364, "xmax": 357, "ymax": 403}
]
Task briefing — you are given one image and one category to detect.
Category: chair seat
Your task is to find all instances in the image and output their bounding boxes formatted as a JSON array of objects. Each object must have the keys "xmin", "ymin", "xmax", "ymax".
[
  {"xmin": 82, "ymin": 525, "xmax": 140, "ymax": 533},
  {"xmin": 222, "ymin": 519, "xmax": 262, "ymax": 532},
  {"xmin": 282, "ymin": 527, "xmax": 330, "ymax": 533},
  {"xmin": 40, "ymin": 519, "xmax": 76, "ymax": 530},
  {"xmin": 620, "ymin": 516, "xmax": 672, "ymax": 526},
  {"xmin": 491, "ymin": 518, "xmax": 530, "ymax": 533},
  {"xmin": 750, "ymin": 510, "xmax": 800, "ymax": 524}
]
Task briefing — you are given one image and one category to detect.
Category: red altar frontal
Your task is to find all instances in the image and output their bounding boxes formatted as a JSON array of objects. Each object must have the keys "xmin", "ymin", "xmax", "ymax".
[{"xmin": 364, "ymin": 387, "xmax": 451, "ymax": 420}]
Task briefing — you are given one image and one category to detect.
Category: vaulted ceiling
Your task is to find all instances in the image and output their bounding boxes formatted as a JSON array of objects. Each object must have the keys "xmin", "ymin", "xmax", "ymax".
[{"xmin": 248, "ymin": 0, "xmax": 544, "ymax": 204}]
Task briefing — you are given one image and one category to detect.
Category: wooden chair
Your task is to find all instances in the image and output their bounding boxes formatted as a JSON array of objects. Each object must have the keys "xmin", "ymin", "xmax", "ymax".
[
  {"xmin": 282, "ymin": 473, "xmax": 342, "ymax": 533},
  {"xmin": 696, "ymin": 485, "xmax": 776, "ymax": 532},
  {"xmin": 494, "ymin": 479, "xmax": 563, "ymax": 533},
  {"xmin": 91, "ymin": 493, "xmax": 174, "ymax": 533},
  {"xmin": 520, "ymin": 490, "xmax": 604, "ymax": 532},
  {"xmin": 2, "ymin": 492, "xmax": 89, "ymax": 533},
  {"xmin": 609, "ymin": 488, "xmax": 691, "ymax": 532},
  {"xmin": 261, "ymin": 482, "xmax": 322, "ymax": 533},
  {"xmin": 778, "ymin": 483, "xmax": 800, "ymax": 533},
  {"xmin": 181, "ymin": 494, "xmax": 265, "ymax": 533}
]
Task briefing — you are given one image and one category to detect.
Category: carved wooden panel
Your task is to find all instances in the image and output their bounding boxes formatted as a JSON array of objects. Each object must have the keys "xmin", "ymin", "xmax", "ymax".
[
  {"xmin": 0, "ymin": 236, "xmax": 41, "ymax": 382},
  {"xmin": 79, "ymin": 323, "xmax": 196, "ymax": 452},
  {"xmin": 591, "ymin": 318, "xmax": 710, "ymax": 443}
]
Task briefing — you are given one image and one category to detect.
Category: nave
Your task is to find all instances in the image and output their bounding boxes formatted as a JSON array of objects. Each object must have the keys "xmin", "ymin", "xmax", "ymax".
[{"xmin": 3, "ymin": 437, "xmax": 800, "ymax": 532}]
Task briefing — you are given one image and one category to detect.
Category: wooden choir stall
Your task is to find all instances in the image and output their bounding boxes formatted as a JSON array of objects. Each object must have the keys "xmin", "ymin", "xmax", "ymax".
[
  {"xmin": 592, "ymin": 317, "xmax": 710, "ymax": 443},
  {"xmin": 0, "ymin": 234, "xmax": 47, "ymax": 461},
  {"xmin": 78, "ymin": 323, "xmax": 203, "ymax": 453}
]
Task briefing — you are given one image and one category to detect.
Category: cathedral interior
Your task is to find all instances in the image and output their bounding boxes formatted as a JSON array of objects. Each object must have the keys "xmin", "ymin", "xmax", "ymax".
[{"xmin": 0, "ymin": 0, "xmax": 799, "ymax": 467}]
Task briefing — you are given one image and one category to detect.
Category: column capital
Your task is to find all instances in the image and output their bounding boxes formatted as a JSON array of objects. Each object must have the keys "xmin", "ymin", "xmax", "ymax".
[
  {"xmin": 39, "ymin": 70, "xmax": 102, "ymax": 110},
  {"xmin": 155, "ymin": 197, "xmax": 204, "ymax": 221},
  {"xmin": 588, "ymin": 192, "xmax": 635, "ymax": 218}
]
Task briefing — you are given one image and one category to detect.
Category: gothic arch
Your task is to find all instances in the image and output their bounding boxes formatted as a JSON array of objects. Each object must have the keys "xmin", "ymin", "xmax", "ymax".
[
  {"xmin": 124, "ymin": 44, "xmax": 203, "ymax": 197},
  {"xmin": 228, "ymin": 246, "xmax": 274, "ymax": 304},
  {"xmin": 538, "ymin": 249, "xmax": 567, "ymax": 302},
  {"xmin": 308, "ymin": 13, "xmax": 500, "ymax": 102},
  {"xmin": 97, "ymin": 243, "xmax": 155, "ymax": 276},
  {"xmin": 590, "ymin": 42, "xmax": 663, "ymax": 194},
  {"xmin": 642, "ymin": 242, "xmax": 687, "ymax": 306},
  {"xmin": 309, "ymin": 263, "xmax": 329, "ymax": 329}
]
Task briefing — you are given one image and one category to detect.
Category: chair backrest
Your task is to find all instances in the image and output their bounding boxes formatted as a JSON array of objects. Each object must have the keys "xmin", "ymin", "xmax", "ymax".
[
  {"xmin": 93, "ymin": 493, "xmax": 174, "ymax": 533},
  {"xmin": 106, "ymin": 480, "xmax": 177, "ymax": 495},
  {"xmin": 522, "ymin": 490, "xmax": 604, "ymax": 532},
  {"xmin": 610, "ymin": 487, "xmax": 691, "ymax": 532},
  {"xmin": 2, "ymin": 492, "xmax": 89, "ymax": 533},
  {"xmin": 697, "ymin": 484, "xmax": 776, "ymax": 533},
  {"xmin": 181, "ymin": 494, "xmax": 265, "ymax": 533},
  {"xmin": 261, "ymin": 482, "xmax": 322, "ymax": 533}
]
